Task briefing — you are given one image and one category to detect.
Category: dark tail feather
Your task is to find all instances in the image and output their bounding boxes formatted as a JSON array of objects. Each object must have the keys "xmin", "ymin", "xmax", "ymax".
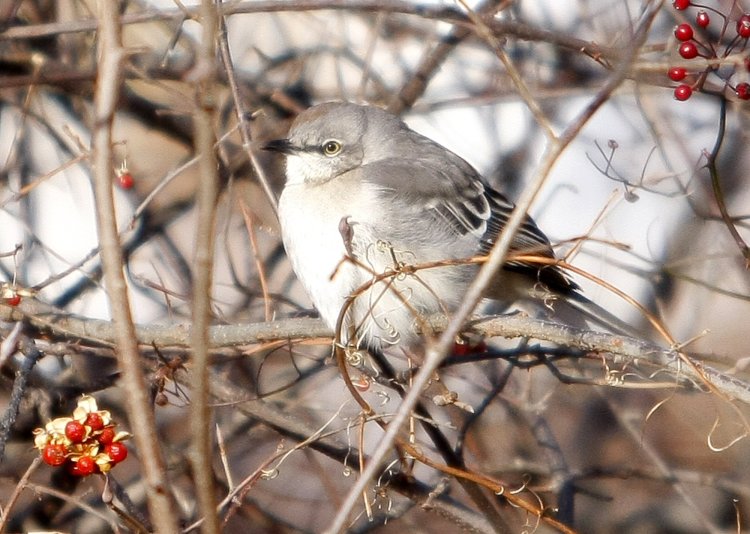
[{"xmin": 559, "ymin": 290, "xmax": 645, "ymax": 339}]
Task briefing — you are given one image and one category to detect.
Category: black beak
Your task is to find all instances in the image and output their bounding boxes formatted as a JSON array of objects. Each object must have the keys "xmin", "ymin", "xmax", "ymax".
[{"xmin": 263, "ymin": 139, "xmax": 295, "ymax": 155}]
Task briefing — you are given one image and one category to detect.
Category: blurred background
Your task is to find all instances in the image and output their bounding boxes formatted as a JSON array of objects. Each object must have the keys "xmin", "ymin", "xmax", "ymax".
[{"xmin": 0, "ymin": 0, "xmax": 749, "ymax": 532}]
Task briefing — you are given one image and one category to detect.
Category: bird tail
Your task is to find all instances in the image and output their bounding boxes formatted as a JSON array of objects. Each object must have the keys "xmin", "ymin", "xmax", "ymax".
[{"xmin": 551, "ymin": 290, "xmax": 645, "ymax": 339}]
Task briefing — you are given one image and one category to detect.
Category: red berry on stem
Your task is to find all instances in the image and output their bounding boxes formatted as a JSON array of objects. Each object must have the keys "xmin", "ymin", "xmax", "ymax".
[
  {"xmin": 98, "ymin": 427, "xmax": 116, "ymax": 444},
  {"xmin": 673, "ymin": 0, "xmax": 690, "ymax": 9},
  {"xmin": 674, "ymin": 23, "xmax": 694, "ymax": 41},
  {"xmin": 679, "ymin": 41, "xmax": 699, "ymax": 59},
  {"xmin": 65, "ymin": 420, "xmax": 86, "ymax": 443},
  {"xmin": 5, "ymin": 293, "xmax": 21, "ymax": 306},
  {"xmin": 42, "ymin": 443, "xmax": 67, "ymax": 466},
  {"xmin": 738, "ymin": 15, "xmax": 750, "ymax": 38},
  {"xmin": 668, "ymin": 66, "xmax": 687, "ymax": 81},
  {"xmin": 71, "ymin": 456, "xmax": 96, "ymax": 476},
  {"xmin": 105, "ymin": 442, "xmax": 128, "ymax": 463},
  {"xmin": 85, "ymin": 412, "xmax": 104, "ymax": 431},
  {"xmin": 696, "ymin": 11, "xmax": 710, "ymax": 28},
  {"xmin": 117, "ymin": 172, "xmax": 134, "ymax": 190},
  {"xmin": 737, "ymin": 83, "xmax": 750, "ymax": 100},
  {"xmin": 674, "ymin": 84, "xmax": 693, "ymax": 101}
]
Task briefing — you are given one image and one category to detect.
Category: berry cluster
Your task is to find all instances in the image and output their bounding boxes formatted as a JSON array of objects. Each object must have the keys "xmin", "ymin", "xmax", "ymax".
[
  {"xmin": 668, "ymin": 1, "xmax": 750, "ymax": 101},
  {"xmin": 33, "ymin": 396, "xmax": 131, "ymax": 477}
]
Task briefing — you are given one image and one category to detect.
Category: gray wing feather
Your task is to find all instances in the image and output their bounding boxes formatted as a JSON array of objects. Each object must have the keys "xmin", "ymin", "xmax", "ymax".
[
  {"xmin": 361, "ymin": 153, "xmax": 488, "ymax": 239},
  {"xmin": 360, "ymin": 150, "xmax": 576, "ymax": 293}
]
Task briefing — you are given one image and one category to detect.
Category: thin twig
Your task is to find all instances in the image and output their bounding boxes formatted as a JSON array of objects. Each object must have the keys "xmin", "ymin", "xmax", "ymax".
[
  {"xmin": 0, "ymin": 334, "xmax": 43, "ymax": 460},
  {"xmin": 23, "ymin": 481, "xmax": 119, "ymax": 529},
  {"xmin": 90, "ymin": 1, "xmax": 178, "ymax": 530},
  {"xmin": 188, "ymin": 0, "xmax": 221, "ymax": 532},
  {"xmin": 705, "ymin": 97, "xmax": 750, "ymax": 268},
  {"xmin": 102, "ymin": 475, "xmax": 152, "ymax": 533},
  {"xmin": 389, "ymin": 0, "xmax": 506, "ymax": 114},
  {"xmin": 456, "ymin": 0, "xmax": 556, "ymax": 140},
  {"xmin": 217, "ymin": 5, "xmax": 279, "ymax": 216},
  {"xmin": 605, "ymin": 393, "xmax": 723, "ymax": 533},
  {"xmin": 238, "ymin": 199, "xmax": 273, "ymax": 321},
  {"xmin": 0, "ymin": 457, "xmax": 41, "ymax": 533}
]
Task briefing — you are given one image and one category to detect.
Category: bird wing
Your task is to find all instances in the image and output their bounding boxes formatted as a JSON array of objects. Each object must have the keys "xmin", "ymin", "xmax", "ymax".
[
  {"xmin": 360, "ymin": 155, "xmax": 576, "ymax": 293},
  {"xmin": 482, "ymin": 187, "xmax": 577, "ymax": 292},
  {"xmin": 360, "ymin": 156, "xmax": 488, "ymax": 240}
]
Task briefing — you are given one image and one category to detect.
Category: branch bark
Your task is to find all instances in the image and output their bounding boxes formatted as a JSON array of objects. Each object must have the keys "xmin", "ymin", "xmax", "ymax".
[
  {"xmin": 90, "ymin": 1, "xmax": 178, "ymax": 531},
  {"xmin": 2, "ymin": 298, "xmax": 748, "ymax": 404},
  {"xmin": 189, "ymin": 1, "xmax": 221, "ymax": 532}
]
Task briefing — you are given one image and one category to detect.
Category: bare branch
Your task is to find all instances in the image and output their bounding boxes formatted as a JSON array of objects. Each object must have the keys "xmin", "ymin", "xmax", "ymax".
[
  {"xmin": 90, "ymin": 2, "xmax": 178, "ymax": 530},
  {"xmin": 188, "ymin": 1, "xmax": 221, "ymax": 532}
]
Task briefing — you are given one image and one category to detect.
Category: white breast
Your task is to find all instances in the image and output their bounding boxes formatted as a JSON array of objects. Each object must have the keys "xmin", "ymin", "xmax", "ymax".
[
  {"xmin": 279, "ymin": 176, "xmax": 476, "ymax": 350},
  {"xmin": 278, "ymin": 179, "xmax": 359, "ymax": 333}
]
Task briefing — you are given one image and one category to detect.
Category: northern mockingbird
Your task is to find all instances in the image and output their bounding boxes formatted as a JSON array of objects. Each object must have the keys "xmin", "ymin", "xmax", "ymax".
[{"xmin": 265, "ymin": 102, "xmax": 632, "ymax": 350}]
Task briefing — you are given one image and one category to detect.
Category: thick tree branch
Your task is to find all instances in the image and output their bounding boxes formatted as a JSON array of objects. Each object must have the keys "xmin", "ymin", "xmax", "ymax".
[{"xmin": 2, "ymin": 298, "xmax": 747, "ymax": 404}]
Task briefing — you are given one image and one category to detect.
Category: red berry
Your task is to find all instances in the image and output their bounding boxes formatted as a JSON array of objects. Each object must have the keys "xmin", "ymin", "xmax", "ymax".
[
  {"xmin": 736, "ymin": 83, "xmax": 750, "ymax": 100},
  {"xmin": 738, "ymin": 15, "xmax": 750, "ymax": 38},
  {"xmin": 674, "ymin": 23, "xmax": 694, "ymax": 41},
  {"xmin": 452, "ymin": 341, "xmax": 470, "ymax": 356},
  {"xmin": 679, "ymin": 41, "xmax": 699, "ymax": 59},
  {"xmin": 65, "ymin": 421, "xmax": 86, "ymax": 443},
  {"xmin": 70, "ymin": 456, "xmax": 97, "ymax": 476},
  {"xmin": 105, "ymin": 442, "xmax": 128, "ymax": 464},
  {"xmin": 696, "ymin": 11, "xmax": 709, "ymax": 28},
  {"xmin": 673, "ymin": 0, "xmax": 690, "ymax": 9},
  {"xmin": 42, "ymin": 443, "xmax": 67, "ymax": 466},
  {"xmin": 674, "ymin": 84, "xmax": 693, "ymax": 101},
  {"xmin": 117, "ymin": 172, "xmax": 134, "ymax": 190},
  {"xmin": 5, "ymin": 294, "xmax": 21, "ymax": 306},
  {"xmin": 97, "ymin": 427, "xmax": 116, "ymax": 444},
  {"xmin": 85, "ymin": 412, "xmax": 104, "ymax": 431},
  {"xmin": 452, "ymin": 339, "xmax": 488, "ymax": 356},
  {"xmin": 668, "ymin": 67, "xmax": 687, "ymax": 81}
]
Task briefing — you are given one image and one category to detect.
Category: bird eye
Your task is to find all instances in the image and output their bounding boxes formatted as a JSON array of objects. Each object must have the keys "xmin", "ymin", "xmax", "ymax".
[{"xmin": 322, "ymin": 140, "xmax": 342, "ymax": 156}]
